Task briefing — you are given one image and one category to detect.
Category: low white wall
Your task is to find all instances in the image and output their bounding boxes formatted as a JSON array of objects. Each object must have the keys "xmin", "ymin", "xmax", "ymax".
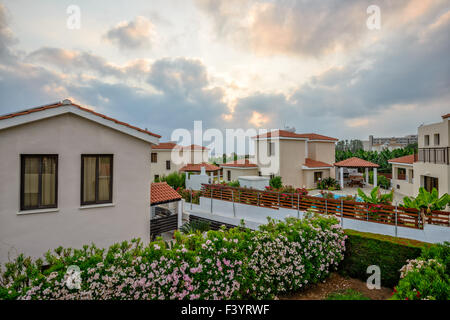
[
  {"xmin": 186, "ymin": 174, "xmax": 211, "ymax": 190},
  {"xmin": 183, "ymin": 197, "xmax": 450, "ymax": 243}
]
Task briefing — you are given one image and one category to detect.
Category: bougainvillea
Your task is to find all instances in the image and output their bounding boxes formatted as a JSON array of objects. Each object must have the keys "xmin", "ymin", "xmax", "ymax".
[{"xmin": 0, "ymin": 214, "xmax": 346, "ymax": 300}]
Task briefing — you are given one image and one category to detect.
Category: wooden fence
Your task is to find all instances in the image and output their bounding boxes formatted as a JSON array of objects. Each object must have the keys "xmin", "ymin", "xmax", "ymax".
[{"xmin": 200, "ymin": 184, "xmax": 450, "ymax": 229}]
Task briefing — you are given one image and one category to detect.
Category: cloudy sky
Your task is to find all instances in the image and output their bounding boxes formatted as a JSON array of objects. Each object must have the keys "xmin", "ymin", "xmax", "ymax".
[{"xmin": 0, "ymin": 0, "xmax": 449, "ymax": 147}]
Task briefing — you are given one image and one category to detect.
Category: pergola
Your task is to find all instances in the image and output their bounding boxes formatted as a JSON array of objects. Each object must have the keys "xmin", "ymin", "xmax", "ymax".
[{"xmin": 333, "ymin": 157, "xmax": 380, "ymax": 189}]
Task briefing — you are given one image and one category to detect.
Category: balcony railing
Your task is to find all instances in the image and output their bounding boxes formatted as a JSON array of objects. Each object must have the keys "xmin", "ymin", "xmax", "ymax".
[{"xmin": 417, "ymin": 147, "xmax": 450, "ymax": 165}]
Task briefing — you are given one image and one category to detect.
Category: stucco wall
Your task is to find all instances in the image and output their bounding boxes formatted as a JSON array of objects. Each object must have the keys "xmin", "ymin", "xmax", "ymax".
[
  {"xmin": 279, "ymin": 139, "xmax": 305, "ymax": 187},
  {"xmin": 418, "ymin": 118, "xmax": 449, "ymax": 148},
  {"xmin": 0, "ymin": 113, "xmax": 152, "ymax": 263},
  {"xmin": 413, "ymin": 162, "xmax": 450, "ymax": 197},
  {"xmin": 151, "ymin": 150, "xmax": 182, "ymax": 181},
  {"xmin": 223, "ymin": 167, "xmax": 259, "ymax": 182},
  {"xmin": 307, "ymin": 141, "xmax": 335, "ymax": 166},
  {"xmin": 303, "ymin": 169, "xmax": 331, "ymax": 189}
]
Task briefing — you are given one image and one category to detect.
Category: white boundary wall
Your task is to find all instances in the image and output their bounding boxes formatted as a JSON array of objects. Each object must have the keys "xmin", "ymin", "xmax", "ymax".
[{"xmin": 183, "ymin": 197, "xmax": 450, "ymax": 244}]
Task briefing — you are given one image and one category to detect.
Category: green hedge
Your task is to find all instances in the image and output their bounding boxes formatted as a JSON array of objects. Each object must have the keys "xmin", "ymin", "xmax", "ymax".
[{"xmin": 338, "ymin": 229, "xmax": 432, "ymax": 288}]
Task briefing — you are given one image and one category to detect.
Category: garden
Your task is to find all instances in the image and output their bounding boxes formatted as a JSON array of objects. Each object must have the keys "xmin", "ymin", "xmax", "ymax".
[{"xmin": 1, "ymin": 210, "xmax": 448, "ymax": 300}]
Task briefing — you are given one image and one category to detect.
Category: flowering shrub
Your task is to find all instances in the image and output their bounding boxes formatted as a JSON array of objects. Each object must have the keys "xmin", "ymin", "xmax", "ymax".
[
  {"xmin": 177, "ymin": 188, "xmax": 201, "ymax": 204},
  {"xmin": 246, "ymin": 217, "xmax": 346, "ymax": 299},
  {"xmin": 391, "ymin": 242, "xmax": 449, "ymax": 300},
  {"xmin": 0, "ymin": 215, "xmax": 346, "ymax": 300}
]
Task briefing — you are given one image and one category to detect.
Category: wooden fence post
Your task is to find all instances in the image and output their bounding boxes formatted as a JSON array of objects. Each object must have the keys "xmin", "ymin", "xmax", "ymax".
[
  {"xmin": 325, "ymin": 199, "xmax": 328, "ymax": 215},
  {"xmin": 297, "ymin": 193, "xmax": 300, "ymax": 218},
  {"xmin": 257, "ymin": 192, "xmax": 260, "ymax": 206},
  {"xmin": 395, "ymin": 203, "xmax": 398, "ymax": 237},
  {"xmin": 278, "ymin": 193, "xmax": 280, "ymax": 207},
  {"xmin": 340, "ymin": 199, "xmax": 344, "ymax": 227},
  {"xmin": 232, "ymin": 189, "xmax": 236, "ymax": 217}
]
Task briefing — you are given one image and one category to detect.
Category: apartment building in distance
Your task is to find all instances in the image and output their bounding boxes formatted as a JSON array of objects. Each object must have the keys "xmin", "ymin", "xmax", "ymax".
[
  {"xmin": 150, "ymin": 142, "xmax": 209, "ymax": 181},
  {"xmin": 362, "ymin": 134, "xmax": 417, "ymax": 152},
  {"xmin": 252, "ymin": 129, "xmax": 338, "ymax": 189},
  {"xmin": 390, "ymin": 114, "xmax": 450, "ymax": 198}
]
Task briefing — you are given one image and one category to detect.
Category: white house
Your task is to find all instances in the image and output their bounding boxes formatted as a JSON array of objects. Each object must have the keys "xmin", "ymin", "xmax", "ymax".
[{"xmin": 0, "ymin": 99, "xmax": 160, "ymax": 263}]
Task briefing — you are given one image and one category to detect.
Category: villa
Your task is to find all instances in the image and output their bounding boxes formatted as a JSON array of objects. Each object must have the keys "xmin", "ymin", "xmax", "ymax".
[
  {"xmin": 151, "ymin": 142, "xmax": 209, "ymax": 181},
  {"xmin": 390, "ymin": 113, "xmax": 450, "ymax": 198},
  {"xmin": 0, "ymin": 99, "xmax": 160, "ymax": 263},
  {"xmin": 252, "ymin": 130, "xmax": 338, "ymax": 189}
]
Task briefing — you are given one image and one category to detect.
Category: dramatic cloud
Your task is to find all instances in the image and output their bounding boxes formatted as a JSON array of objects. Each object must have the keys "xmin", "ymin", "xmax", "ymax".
[
  {"xmin": 196, "ymin": 0, "xmax": 447, "ymax": 57},
  {"xmin": 26, "ymin": 47, "xmax": 150, "ymax": 80},
  {"xmin": 0, "ymin": 4, "xmax": 16, "ymax": 62},
  {"xmin": 104, "ymin": 16, "xmax": 156, "ymax": 50},
  {"xmin": 0, "ymin": 1, "xmax": 449, "ymax": 143}
]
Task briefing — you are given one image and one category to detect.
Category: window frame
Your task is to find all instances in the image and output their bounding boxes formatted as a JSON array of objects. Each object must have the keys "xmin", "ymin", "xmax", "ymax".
[
  {"xmin": 227, "ymin": 170, "xmax": 231, "ymax": 181},
  {"xmin": 166, "ymin": 160, "xmax": 171, "ymax": 170},
  {"xmin": 151, "ymin": 152, "xmax": 157, "ymax": 163},
  {"xmin": 20, "ymin": 154, "xmax": 58, "ymax": 211},
  {"xmin": 80, "ymin": 154, "xmax": 113, "ymax": 206},
  {"xmin": 424, "ymin": 135, "xmax": 429, "ymax": 146},
  {"xmin": 314, "ymin": 171, "xmax": 323, "ymax": 183},
  {"xmin": 434, "ymin": 133, "xmax": 440, "ymax": 146}
]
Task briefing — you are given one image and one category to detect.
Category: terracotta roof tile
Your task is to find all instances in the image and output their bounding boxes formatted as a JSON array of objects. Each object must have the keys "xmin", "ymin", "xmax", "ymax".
[
  {"xmin": 180, "ymin": 162, "xmax": 220, "ymax": 172},
  {"xmin": 221, "ymin": 159, "xmax": 258, "ymax": 168},
  {"xmin": 151, "ymin": 182, "xmax": 181, "ymax": 205},
  {"xmin": 153, "ymin": 142, "xmax": 179, "ymax": 150},
  {"xmin": 388, "ymin": 154, "xmax": 415, "ymax": 164},
  {"xmin": 304, "ymin": 158, "xmax": 333, "ymax": 168},
  {"xmin": 0, "ymin": 101, "xmax": 161, "ymax": 138},
  {"xmin": 334, "ymin": 157, "xmax": 379, "ymax": 168},
  {"xmin": 183, "ymin": 144, "xmax": 209, "ymax": 150},
  {"xmin": 253, "ymin": 130, "xmax": 337, "ymax": 141}
]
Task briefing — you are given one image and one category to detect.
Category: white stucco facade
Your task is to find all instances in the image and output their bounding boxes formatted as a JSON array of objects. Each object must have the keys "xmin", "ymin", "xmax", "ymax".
[{"xmin": 0, "ymin": 112, "xmax": 155, "ymax": 263}]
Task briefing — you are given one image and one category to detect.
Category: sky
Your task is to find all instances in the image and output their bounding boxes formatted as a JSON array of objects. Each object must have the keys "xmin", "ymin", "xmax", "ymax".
[{"xmin": 0, "ymin": 0, "xmax": 449, "ymax": 151}]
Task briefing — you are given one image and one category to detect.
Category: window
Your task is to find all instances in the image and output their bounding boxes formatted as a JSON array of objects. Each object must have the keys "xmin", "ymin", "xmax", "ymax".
[
  {"xmin": 151, "ymin": 153, "xmax": 157, "ymax": 163},
  {"xmin": 423, "ymin": 176, "xmax": 438, "ymax": 193},
  {"xmin": 81, "ymin": 155, "xmax": 113, "ymax": 205},
  {"xmin": 166, "ymin": 160, "xmax": 171, "ymax": 170},
  {"xmin": 424, "ymin": 135, "xmax": 429, "ymax": 146},
  {"xmin": 314, "ymin": 171, "xmax": 322, "ymax": 183},
  {"xmin": 268, "ymin": 141, "xmax": 275, "ymax": 156},
  {"xmin": 21, "ymin": 155, "xmax": 58, "ymax": 211},
  {"xmin": 227, "ymin": 170, "xmax": 231, "ymax": 181},
  {"xmin": 154, "ymin": 174, "xmax": 160, "ymax": 181},
  {"xmin": 434, "ymin": 134, "xmax": 440, "ymax": 146},
  {"xmin": 397, "ymin": 168, "xmax": 406, "ymax": 180}
]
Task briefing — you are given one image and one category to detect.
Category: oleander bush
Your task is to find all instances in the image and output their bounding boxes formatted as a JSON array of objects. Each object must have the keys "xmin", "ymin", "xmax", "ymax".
[
  {"xmin": 391, "ymin": 242, "xmax": 449, "ymax": 300},
  {"xmin": 0, "ymin": 215, "xmax": 346, "ymax": 300}
]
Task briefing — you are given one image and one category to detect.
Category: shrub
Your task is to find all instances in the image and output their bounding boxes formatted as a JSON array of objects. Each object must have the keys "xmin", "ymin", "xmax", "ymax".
[
  {"xmin": 317, "ymin": 177, "xmax": 341, "ymax": 191},
  {"xmin": 0, "ymin": 215, "xmax": 346, "ymax": 300},
  {"xmin": 269, "ymin": 176, "xmax": 282, "ymax": 189},
  {"xmin": 365, "ymin": 171, "xmax": 390, "ymax": 189},
  {"xmin": 338, "ymin": 230, "xmax": 429, "ymax": 288},
  {"xmin": 391, "ymin": 242, "xmax": 449, "ymax": 300},
  {"xmin": 227, "ymin": 180, "xmax": 240, "ymax": 188},
  {"xmin": 177, "ymin": 188, "xmax": 201, "ymax": 204},
  {"xmin": 180, "ymin": 220, "xmax": 211, "ymax": 234},
  {"xmin": 156, "ymin": 172, "xmax": 186, "ymax": 189},
  {"xmin": 401, "ymin": 187, "xmax": 450, "ymax": 212}
]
